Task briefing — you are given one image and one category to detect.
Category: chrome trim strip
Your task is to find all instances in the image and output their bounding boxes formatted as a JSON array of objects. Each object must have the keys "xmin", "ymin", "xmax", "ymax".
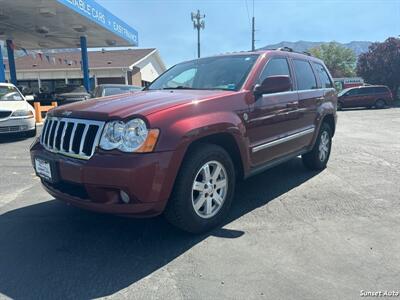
[
  {"xmin": 40, "ymin": 117, "xmax": 105, "ymax": 160},
  {"xmin": 79, "ymin": 125, "xmax": 89, "ymax": 155},
  {"xmin": 68, "ymin": 123, "xmax": 78, "ymax": 153},
  {"xmin": 60, "ymin": 121, "xmax": 68, "ymax": 151},
  {"xmin": 260, "ymin": 88, "xmax": 332, "ymax": 98},
  {"xmin": 252, "ymin": 126, "xmax": 315, "ymax": 153},
  {"xmin": 91, "ymin": 127, "xmax": 102, "ymax": 157},
  {"xmin": 52, "ymin": 120, "xmax": 60, "ymax": 149},
  {"xmin": 46, "ymin": 120, "xmax": 55, "ymax": 146}
]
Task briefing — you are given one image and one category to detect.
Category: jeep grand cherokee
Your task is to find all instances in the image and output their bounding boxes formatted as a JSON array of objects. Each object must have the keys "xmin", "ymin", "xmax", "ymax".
[{"xmin": 31, "ymin": 49, "xmax": 337, "ymax": 233}]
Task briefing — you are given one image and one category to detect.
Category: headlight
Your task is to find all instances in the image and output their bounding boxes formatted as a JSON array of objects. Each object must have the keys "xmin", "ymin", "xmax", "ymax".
[
  {"xmin": 99, "ymin": 118, "xmax": 159, "ymax": 153},
  {"xmin": 11, "ymin": 110, "xmax": 34, "ymax": 118}
]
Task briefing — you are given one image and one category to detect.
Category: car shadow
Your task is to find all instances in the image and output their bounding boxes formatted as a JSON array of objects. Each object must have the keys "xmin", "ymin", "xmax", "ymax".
[
  {"xmin": 339, "ymin": 106, "xmax": 394, "ymax": 112},
  {"xmin": 0, "ymin": 133, "xmax": 35, "ymax": 144},
  {"xmin": 0, "ymin": 157, "xmax": 320, "ymax": 299}
]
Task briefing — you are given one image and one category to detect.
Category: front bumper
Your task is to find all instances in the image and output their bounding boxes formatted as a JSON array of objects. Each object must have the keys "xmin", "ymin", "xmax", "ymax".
[
  {"xmin": 30, "ymin": 141, "xmax": 181, "ymax": 217},
  {"xmin": 0, "ymin": 117, "xmax": 35, "ymax": 134}
]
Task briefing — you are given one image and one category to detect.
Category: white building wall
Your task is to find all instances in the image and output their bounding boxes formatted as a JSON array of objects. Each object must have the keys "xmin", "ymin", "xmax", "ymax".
[
  {"xmin": 6, "ymin": 51, "xmax": 166, "ymax": 85},
  {"xmin": 11, "ymin": 68, "xmax": 126, "ymax": 81},
  {"xmin": 136, "ymin": 54, "xmax": 165, "ymax": 82}
]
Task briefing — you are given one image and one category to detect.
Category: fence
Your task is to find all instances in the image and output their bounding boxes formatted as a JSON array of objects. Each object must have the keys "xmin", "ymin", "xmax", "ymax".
[{"xmin": 33, "ymin": 102, "xmax": 58, "ymax": 123}]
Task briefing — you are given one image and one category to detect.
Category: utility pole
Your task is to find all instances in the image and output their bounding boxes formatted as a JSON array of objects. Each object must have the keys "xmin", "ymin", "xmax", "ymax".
[
  {"xmin": 251, "ymin": 16, "xmax": 255, "ymax": 51},
  {"xmin": 191, "ymin": 10, "xmax": 205, "ymax": 58}
]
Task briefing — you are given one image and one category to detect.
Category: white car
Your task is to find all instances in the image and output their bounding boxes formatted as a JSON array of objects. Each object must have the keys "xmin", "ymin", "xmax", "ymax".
[{"xmin": 0, "ymin": 83, "xmax": 36, "ymax": 137}]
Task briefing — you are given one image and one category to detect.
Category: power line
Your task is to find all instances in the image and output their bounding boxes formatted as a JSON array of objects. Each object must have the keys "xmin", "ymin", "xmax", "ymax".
[{"xmin": 245, "ymin": 0, "xmax": 251, "ymax": 28}]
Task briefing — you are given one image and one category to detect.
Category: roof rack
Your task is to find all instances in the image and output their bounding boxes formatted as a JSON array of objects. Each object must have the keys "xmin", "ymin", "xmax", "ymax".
[
  {"xmin": 276, "ymin": 46, "xmax": 293, "ymax": 52},
  {"xmin": 275, "ymin": 47, "xmax": 313, "ymax": 57}
]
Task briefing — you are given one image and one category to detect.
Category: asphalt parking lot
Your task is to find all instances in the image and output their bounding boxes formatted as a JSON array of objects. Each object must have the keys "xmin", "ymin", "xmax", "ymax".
[{"xmin": 0, "ymin": 108, "xmax": 399, "ymax": 300}]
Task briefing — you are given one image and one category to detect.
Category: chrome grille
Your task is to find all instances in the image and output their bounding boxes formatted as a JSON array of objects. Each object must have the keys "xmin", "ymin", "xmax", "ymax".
[{"xmin": 40, "ymin": 117, "xmax": 105, "ymax": 160}]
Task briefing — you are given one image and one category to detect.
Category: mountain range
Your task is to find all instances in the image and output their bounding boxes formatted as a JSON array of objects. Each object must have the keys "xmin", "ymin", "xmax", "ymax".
[{"xmin": 259, "ymin": 41, "xmax": 372, "ymax": 56}]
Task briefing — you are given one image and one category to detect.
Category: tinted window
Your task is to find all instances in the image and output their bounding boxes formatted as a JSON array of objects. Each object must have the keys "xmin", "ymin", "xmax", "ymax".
[
  {"xmin": 293, "ymin": 60, "xmax": 317, "ymax": 90},
  {"xmin": 104, "ymin": 86, "xmax": 140, "ymax": 96},
  {"xmin": 259, "ymin": 58, "xmax": 291, "ymax": 83},
  {"xmin": 313, "ymin": 63, "xmax": 332, "ymax": 88},
  {"xmin": 148, "ymin": 55, "xmax": 259, "ymax": 91},
  {"xmin": 358, "ymin": 87, "xmax": 375, "ymax": 95},
  {"xmin": 346, "ymin": 89, "xmax": 359, "ymax": 96},
  {"xmin": 373, "ymin": 87, "xmax": 389, "ymax": 94}
]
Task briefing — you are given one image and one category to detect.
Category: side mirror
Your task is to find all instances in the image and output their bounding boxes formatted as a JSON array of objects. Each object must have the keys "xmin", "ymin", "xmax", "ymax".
[
  {"xmin": 254, "ymin": 75, "xmax": 292, "ymax": 97},
  {"xmin": 25, "ymin": 95, "xmax": 34, "ymax": 101}
]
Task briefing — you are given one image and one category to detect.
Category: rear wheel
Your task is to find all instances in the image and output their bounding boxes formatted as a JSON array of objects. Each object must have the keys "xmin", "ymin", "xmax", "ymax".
[
  {"xmin": 337, "ymin": 102, "xmax": 343, "ymax": 111},
  {"xmin": 164, "ymin": 144, "xmax": 235, "ymax": 233},
  {"xmin": 302, "ymin": 122, "xmax": 332, "ymax": 171},
  {"xmin": 375, "ymin": 99, "xmax": 386, "ymax": 109}
]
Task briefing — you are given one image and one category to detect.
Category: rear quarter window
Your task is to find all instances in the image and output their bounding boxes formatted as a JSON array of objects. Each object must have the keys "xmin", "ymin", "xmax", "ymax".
[
  {"xmin": 313, "ymin": 62, "xmax": 333, "ymax": 88},
  {"xmin": 373, "ymin": 87, "xmax": 389, "ymax": 94},
  {"xmin": 293, "ymin": 59, "xmax": 318, "ymax": 91},
  {"xmin": 359, "ymin": 87, "xmax": 374, "ymax": 95}
]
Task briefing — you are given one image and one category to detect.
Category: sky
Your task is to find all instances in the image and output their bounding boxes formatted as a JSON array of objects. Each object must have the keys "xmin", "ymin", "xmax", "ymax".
[{"xmin": 97, "ymin": 0, "xmax": 400, "ymax": 67}]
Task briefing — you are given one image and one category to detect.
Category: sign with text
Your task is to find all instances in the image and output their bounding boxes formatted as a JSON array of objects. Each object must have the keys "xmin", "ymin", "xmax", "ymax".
[{"xmin": 57, "ymin": 0, "xmax": 138, "ymax": 46}]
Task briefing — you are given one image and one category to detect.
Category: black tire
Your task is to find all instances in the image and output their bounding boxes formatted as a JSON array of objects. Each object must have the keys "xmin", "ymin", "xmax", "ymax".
[
  {"xmin": 164, "ymin": 143, "xmax": 235, "ymax": 234},
  {"xmin": 337, "ymin": 101, "xmax": 343, "ymax": 111},
  {"xmin": 302, "ymin": 122, "xmax": 332, "ymax": 171},
  {"xmin": 375, "ymin": 99, "xmax": 386, "ymax": 109}
]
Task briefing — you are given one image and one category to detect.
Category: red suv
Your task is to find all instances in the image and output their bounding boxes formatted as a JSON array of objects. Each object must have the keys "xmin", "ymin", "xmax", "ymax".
[
  {"xmin": 30, "ymin": 49, "xmax": 337, "ymax": 233},
  {"xmin": 337, "ymin": 85, "xmax": 393, "ymax": 110}
]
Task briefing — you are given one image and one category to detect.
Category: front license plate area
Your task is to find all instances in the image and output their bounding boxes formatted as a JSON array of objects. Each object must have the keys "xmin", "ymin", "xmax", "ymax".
[{"xmin": 35, "ymin": 158, "xmax": 57, "ymax": 182}]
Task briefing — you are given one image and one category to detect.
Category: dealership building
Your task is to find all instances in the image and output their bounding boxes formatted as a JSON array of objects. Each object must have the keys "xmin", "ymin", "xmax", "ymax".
[{"xmin": 5, "ymin": 48, "xmax": 166, "ymax": 93}]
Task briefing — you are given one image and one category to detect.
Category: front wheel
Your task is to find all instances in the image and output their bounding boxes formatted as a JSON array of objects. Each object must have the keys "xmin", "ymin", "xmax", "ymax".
[
  {"xmin": 302, "ymin": 123, "xmax": 332, "ymax": 170},
  {"xmin": 164, "ymin": 144, "xmax": 235, "ymax": 233}
]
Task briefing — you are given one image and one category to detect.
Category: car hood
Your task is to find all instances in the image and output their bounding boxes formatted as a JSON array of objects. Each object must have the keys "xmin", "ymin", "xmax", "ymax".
[
  {"xmin": 50, "ymin": 90, "xmax": 234, "ymax": 120},
  {"xmin": 0, "ymin": 100, "xmax": 32, "ymax": 112}
]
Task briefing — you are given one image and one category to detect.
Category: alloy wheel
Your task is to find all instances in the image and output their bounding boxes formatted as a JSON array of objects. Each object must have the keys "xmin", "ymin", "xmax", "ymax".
[
  {"xmin": 318, "ymin": 131, "xmax": 330, "ymax": 162},
  {"xmin": 191, "ymin": 160, "xmax": 228, "ymax": 219}
]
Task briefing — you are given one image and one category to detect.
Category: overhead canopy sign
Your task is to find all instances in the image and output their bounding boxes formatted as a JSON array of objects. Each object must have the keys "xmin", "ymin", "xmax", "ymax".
[
  {"xmin": 0, "ymin": 0, "xmax": 138, "ymax": 49},
  {"xmin": 56, "ymin": 0, "xmax": 138, "ymax": 46}
]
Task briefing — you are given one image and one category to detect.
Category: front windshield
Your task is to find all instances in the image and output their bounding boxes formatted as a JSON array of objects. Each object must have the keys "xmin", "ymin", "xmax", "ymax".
[
  {"xmin": 0, "ymin": 86, "xmax": 24, "ymax": 101},
  {"xmin": 104, "ymin": 87, "xmax": 135, "ymax": 96},
  {"xmin": 148, "ymin": 54, "xmax": 259, "ymax": 91}
]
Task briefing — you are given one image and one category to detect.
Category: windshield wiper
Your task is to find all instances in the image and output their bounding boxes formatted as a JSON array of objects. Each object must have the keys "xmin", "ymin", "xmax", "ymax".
[{"xmin": 162, "ymin": 86, "xmax": 196, "ymax": 90}]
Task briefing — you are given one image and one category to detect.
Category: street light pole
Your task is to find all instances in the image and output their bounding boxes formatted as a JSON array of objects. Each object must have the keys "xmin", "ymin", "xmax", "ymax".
[
  {"xmin": 191, "ymin": 10, "xmax": 205, "ymax": 58},
  {"xmin": 251, "ymin": 16, "xmax": 255, "ymax": 51}
]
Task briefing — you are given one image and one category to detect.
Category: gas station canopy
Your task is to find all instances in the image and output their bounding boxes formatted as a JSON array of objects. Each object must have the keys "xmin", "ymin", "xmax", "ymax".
[
  {"xmin": 0, "ymin": 0, "xmax": 138, "ymax": 49},
  {"xmin": 0, "ymin": 0, "xmax": 139, "ymax": 91}
]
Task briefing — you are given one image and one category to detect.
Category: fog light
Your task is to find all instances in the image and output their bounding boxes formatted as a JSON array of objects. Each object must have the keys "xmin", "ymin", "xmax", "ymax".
[{"xmin": 120, "ymin": 190, "xmax": 130, "ymax": 204}]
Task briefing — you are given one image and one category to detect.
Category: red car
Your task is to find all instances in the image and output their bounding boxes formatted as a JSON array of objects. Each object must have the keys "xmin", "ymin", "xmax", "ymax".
[
  {"xmin": 31, "ymin": 49, "xmax": 337, "ymax": 233},
  {"xmin": 337, "ymin": 85, "xmax": 393, "ymax": 110}
]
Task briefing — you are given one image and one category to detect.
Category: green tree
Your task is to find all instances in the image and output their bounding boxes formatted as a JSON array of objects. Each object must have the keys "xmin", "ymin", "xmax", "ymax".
[
  {"xmin": 357, "ymin": 37, "xmax": 400, "ymax": 98},
  {"xmin": 309, "ymin": 42, "xmax": 356, "ymax": 77}
]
